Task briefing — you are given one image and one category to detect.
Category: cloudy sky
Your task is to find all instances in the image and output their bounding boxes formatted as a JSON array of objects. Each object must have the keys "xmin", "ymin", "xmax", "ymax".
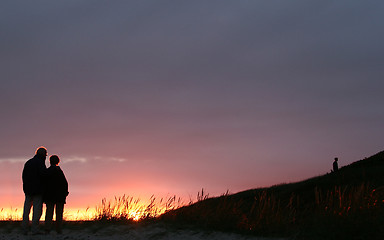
[{"xmin": 1, "ymin": 1, "xmax": 383, "ymax": 210}]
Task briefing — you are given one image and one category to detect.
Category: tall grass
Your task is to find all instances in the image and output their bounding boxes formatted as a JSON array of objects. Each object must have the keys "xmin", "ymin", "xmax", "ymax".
[
  {"xmin": 161, "ymin": 183, "xmax": 384, "ymax": 239},
  {"xmin": 313, "ymin": 184, "xmax": 379, "ymax": 216},
  {"xmin": 64, "ymin": 207, "xmax": 94, "ymax": 221},
  {"xmin": 93, "ymin": 185, "xmax": 383, "ymax": 229},
  {"xmin": 0, "ymin": 207, "xmax": 20, "ymax": 221},
  {"xmin": 93, "ymin": 189, "xmax": 215, "ymax": 222},
  {"xmin": 94, "ymin": 194, "xmax": 185, "ymax": 222}
]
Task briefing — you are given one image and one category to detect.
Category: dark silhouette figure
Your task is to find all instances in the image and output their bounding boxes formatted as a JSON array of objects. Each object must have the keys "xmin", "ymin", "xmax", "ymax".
[
  {"xmin": 43, "ymin": 155, "xmax": 69, "ymax": 234},
  {"xmin": 22, "ymin": 146, "xmax": 48, "ymax": 235},
  {"xmin": 333, "ymin": 157, "xmax": 339, "ymax": 172}
]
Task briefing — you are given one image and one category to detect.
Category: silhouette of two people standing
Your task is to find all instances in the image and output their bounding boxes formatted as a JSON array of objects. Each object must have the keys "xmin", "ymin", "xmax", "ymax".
[{"xmin": 22, "ymin": 147, "xmax": 69, "ymax": 235}]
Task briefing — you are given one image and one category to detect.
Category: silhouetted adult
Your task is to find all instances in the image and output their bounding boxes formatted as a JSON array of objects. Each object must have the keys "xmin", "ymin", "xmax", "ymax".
[
  {"xmin": 21, "ymin": 146, "xmax": 48, "ymax": 235},
  {"xmin": 333, "ymin": 157, "xmax": 339, "ymax": 172},
  {"xmin": 43, "ymin": 155, "xmax": 69, "ymax": 234}
]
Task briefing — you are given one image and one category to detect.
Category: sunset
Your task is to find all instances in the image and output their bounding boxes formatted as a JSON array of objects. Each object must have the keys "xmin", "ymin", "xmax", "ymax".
[{"xmin": 1, "ymin": 1, "xmax": 384, "ymax": 239}]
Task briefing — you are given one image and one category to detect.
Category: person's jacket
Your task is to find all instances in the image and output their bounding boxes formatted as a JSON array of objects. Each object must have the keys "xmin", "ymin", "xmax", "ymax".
[
  {"xmin": 22, "ymin": 155, "xmax": 47, "ymax": 195},
  {"xmin": 43, "ymin": 165, "xmax": 69, "ymax": 203}
]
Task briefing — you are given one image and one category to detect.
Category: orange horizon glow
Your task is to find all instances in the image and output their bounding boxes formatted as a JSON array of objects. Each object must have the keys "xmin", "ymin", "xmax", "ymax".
[
  {"xmin": 0, "ymin": 206, "xmax": 167, "ymax": 222},
  {"xmin": 0, "ymin": 194, "xmax": 186, "ymax": 221},
  {"xmin": 0, "ymin": 207, "xmax": 96, "ymax": 221}
]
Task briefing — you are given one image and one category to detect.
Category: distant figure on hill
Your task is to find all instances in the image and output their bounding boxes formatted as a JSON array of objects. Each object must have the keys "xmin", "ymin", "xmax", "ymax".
[
  {"xmin": 333, "ymin": 157, "xmax": 339, "ymax": 172},
  {"xmin": 43, "ymin": 155, "xmax": 69, "ymax": 234},
  {"xmin": 22, "ymin": 146, "xmax": 48, "ymax": 235}
]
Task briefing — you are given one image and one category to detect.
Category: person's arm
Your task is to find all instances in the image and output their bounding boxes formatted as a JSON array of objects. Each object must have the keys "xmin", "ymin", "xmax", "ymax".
[{"xmin": 59, "ymin": 168, "xmax": 69, "ymax": 196}]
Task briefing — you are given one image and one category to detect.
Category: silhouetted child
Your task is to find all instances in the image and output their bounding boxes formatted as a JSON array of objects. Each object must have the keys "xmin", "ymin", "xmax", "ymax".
[
  {"xmin": 333, "ymin": 157, "xmax": 339, "ymax": 172},
  {"xmin": 43, "ymin": 155, "xmax": 69, "ymax": 234}
]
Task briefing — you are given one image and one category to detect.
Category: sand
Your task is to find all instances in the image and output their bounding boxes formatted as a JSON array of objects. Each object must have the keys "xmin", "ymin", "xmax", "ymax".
[{"xmin": 0, "ymin": 222, "xmax": 286, "ymax": 240}]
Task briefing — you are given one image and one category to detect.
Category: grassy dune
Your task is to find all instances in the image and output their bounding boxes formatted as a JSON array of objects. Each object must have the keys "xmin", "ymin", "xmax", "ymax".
[{"xmin": 160, "ymin": 151, "xmax": 384, "ymax": 239}]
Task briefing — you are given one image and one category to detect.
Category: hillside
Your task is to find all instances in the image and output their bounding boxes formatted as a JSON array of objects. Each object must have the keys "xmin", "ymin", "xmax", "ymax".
[{"xmin": 161, "ymin": 150, "xmax": 384, "ymax": 239}]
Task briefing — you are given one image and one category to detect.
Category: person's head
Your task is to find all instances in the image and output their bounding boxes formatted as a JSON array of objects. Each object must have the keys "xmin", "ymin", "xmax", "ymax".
[
  {"xmin": 334, "ymin": 157, "xmax": 338, "ymax": 161},
  {"xmin": 49, "ymin": 155, "xmax": 60, "ymax": 166},
  {"xmin": 35, "ymin": 146, "xmax": 47, "ymax": 159}
]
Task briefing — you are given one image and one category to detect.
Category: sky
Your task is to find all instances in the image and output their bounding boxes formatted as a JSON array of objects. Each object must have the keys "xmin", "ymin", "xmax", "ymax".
[{"xmin": 1, "ymin": 1, "xmax": 384, "ymax": 212}]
